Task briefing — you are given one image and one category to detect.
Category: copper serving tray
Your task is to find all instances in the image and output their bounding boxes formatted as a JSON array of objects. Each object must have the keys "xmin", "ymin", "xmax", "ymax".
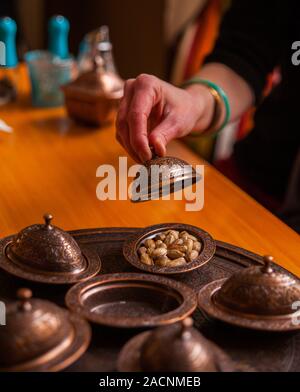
[{"xmin": 0, "ymin": 227, "xmax": 300, "ymax": 372}]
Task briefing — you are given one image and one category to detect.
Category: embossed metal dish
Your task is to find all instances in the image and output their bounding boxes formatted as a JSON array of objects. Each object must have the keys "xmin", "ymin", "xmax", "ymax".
[
  {"xmin": 123, "ymin": 223, "xmax": 216, "ymax": 275},
  {"xmin": 131, "ymin": 156, "xmax": 201, "ymax": 202},
  {"xmin": 0, "ymin": 214, "xmax": 101, "ymax": 284},
  {"xmin": 198, "ymin": 257, "xmax": 300, "ymax": 332},
  {"xmin": 118, "ymin": 318, "xmax": 235, "ymax": 372},
  {"xmin": 65, "ymin": 273, "xmax": 197, "ymax": 328},
  {"xmin": 0, "ymin": 289, "xmax": 91, "ymax": 372}
]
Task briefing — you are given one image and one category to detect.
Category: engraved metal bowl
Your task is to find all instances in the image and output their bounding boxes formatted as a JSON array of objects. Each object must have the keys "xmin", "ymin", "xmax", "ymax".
[
  {"xmin": 0, "ymin": 214, "xmax": 101, "ymax": 284},
  {"xmin": 198, "ymin": 256, "xmax": 300, "ymax": 332},
  {"xmin": 0, "ymin": 289, "xmax": 91, "ymax": 372},
  {"xmin": 123, "ymin": 223, "xmax": 216, "ymax": 275},
  {"xmin": 130, "ymin": 155, "xmax": 201, "ymax": 202},
  {"xmin": 118, "ymin": 317, "xmax": 234, "ymax": 372},
  {"xmin": 65, "ymin": 273, "xmax": 197, "ymax": 328}
]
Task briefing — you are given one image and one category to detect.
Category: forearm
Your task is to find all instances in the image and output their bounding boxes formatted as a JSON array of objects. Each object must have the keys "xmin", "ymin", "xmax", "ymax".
[{"xmin": 184, "ymin": 62, "xmax": 255, "ymax": 133}]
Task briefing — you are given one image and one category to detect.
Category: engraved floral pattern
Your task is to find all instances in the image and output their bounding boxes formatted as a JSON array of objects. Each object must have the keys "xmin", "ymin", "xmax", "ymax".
[
  {"xmin": 11, "ymin": 223, "xmax": 85, "ymax": 273},
  {"xmin": 217, "ymin": 266, "xmax": 300, "ymax": 316}
]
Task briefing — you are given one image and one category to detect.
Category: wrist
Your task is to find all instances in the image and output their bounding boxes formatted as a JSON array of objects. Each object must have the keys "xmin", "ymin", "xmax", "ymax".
[
  {"xmin": 182, "ymin": 77, "xmax": 231, "ymax": 136},
  {"xmin": 184, "ymin": 84, "xmax": 215, "ymax": 133}
]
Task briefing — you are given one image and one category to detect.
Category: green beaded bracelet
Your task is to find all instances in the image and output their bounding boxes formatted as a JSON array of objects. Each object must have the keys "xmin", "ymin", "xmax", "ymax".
[{"xmin": 181, "ymin": 77, "xmax": 231, "ymax": 136}]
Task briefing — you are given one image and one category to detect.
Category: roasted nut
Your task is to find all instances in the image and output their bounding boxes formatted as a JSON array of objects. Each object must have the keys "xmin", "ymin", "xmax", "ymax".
[
  {"xmin": 155, "ymin": 233, "xmax": 166, "ymax": 241},
  {"xmin": 180, "ymin": 234, "xmax": 189, "ymax": 241},
  {"xmin": 155, "ymin": 256, "xmax": 170, "ymax": 267},
  {"xmin": 140, "ymin": 253, "xmax": 153, "ymax": 265},
  {"xmin": 165, "ymin": 234, "xmax": 176, "ymax": 246},
  {"xmin": 179, "ymin": 231, "xmax": 189, "ymax": 238},
  {"xmin": 151, "ymin": 247, "xmax": 168, "ymax": 259},
  {"xmin": 187, "ymin": 250, "xmax": 199, "ymax": 262},
  {"xmin": 184, "ymin": 238, "xmax": 194, "ymax": 253},
  {"xmin": 173, "ymin": 238, "xmax": 184, "ymax": 246},
  {"xmin": 193, "ymin": 241, "xmax": 202, "ymax": 252},
  {"xmin": 144, "ymin": 239, "xmax": 155, "ymax": 249},
  {"xmin": 166, "ymin": 230, "xmax": 179, "ymax": 239},
  {"xmin": 188, "ymin": 234, "xmax": 198, "ymax": 242},
  {"xmin": 139, "ymin": 228, "xmax": 202, "ymax": 268},
  {"xmin": 167, "ymin": 257, "xmax": 186, "ymax": 267},
  {"xmin": 167, "ymin": 249, "xmax": 185, "ymax": 260},
  {"xmin": 138, "ymin": 247, "xmax": 147, "ymax": 255},
  {"xmin": 169, "ymin": 245, "xmax": 188, "ymax": 253},
  {"xmin": 155, "ymin": 240, "xmax": 167, "ymax": 249}
]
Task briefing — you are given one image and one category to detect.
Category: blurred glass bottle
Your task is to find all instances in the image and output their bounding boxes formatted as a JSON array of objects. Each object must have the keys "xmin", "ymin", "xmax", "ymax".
[
  {"xmin": 77, "ymin": 26, "xmax": 119, "ymax": 75},
  {"xmin": 62, "ymin": 25, "xmax": 123, "ymax": 126},
  {"xmin": 48, "ymin": 15, "xmax": 70, "ymax": 60},
  {"xmin": 0, "ymin": 17, "xmax": 19, "ymax": 106},
  {"xmin": 47, "ymin": 15, "xmax": 77, "ymax": 81}
]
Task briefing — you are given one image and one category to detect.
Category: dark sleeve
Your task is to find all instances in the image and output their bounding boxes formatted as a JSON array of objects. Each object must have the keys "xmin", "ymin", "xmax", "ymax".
[{"xmin": 204, "ymin": 0, "xmax": 283, "ymax": 102}]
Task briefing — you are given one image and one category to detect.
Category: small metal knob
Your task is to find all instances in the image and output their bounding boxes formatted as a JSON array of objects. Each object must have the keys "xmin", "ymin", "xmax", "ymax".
[
  {"xmin": 43, "ymin": 213, "xmax": 53, "ymax": 228},
  {"xmin": 182, "ymin": 317, "xmax": 193, "ymax": 329},
  {"xmin": 181, "ymin": 317, "xmax": 194, "ymax": 339},
  {"xmin": 17, "ymin": 288, "xmax": 32, "ymax": 311},
  {"xmin": 262, "ymin": 255, "xmax": 274, "ymax": 274}
]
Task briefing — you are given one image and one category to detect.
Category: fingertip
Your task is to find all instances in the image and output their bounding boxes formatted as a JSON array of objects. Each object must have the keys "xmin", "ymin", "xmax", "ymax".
[
  {"xmin": 139, "ymin": 145, "xmax": 152, "ymax": 163},
  {"xmin": 149, "ymin": 134, "xmax": 166, "ymax": 157}
]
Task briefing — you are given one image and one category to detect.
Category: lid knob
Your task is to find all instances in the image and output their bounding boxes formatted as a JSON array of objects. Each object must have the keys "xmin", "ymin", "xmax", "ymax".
[
  {"xmin": 262, "ymin": 255, "xmax": 274, "ymax": 274},
  {"xmin": 180, "ymin": 317, "xmax": 194, "ymax": 339},
  {"xmin": 43, "ymin": 213, "xmax": 53, "ymax": 228},
  {"xmin": 182, "ymin": 317, "xmax": 193, "ymax": 328},
  {"xmin": 17, "ymin": 288, "xmax": 32, "ymax": 311}
]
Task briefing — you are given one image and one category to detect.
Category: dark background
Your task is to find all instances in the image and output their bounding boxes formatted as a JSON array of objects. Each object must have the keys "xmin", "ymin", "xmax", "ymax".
[{"xmin": 0, "ymin": 0, "xmax": 167, "ymax": 79}]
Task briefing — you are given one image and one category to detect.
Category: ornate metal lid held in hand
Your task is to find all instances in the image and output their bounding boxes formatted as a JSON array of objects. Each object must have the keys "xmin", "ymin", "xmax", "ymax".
[{"xmin": 131, "ymin": 153, "xmax": 201, "ymax": 202}]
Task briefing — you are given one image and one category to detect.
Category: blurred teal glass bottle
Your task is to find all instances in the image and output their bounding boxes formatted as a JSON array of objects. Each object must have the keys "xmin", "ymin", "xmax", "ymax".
[
  {"xmin": 48, "ymin": 15, "xmax": 70, "ymax": 59},
  {"xmin": 25, "ymin": 15, "xmax": 74, "ymax": 107},
  {"xmin": 0, "ymin": 17, "xmax": 19, "ymax": 105}
]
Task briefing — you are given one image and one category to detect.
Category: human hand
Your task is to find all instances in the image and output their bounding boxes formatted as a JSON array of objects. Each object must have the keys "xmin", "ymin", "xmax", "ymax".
[{"xmin": 116, "ymin": 74, "xmax": 214, "ymax": 162}]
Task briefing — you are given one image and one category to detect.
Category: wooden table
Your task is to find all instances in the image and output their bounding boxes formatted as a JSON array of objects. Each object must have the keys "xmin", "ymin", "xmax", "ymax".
[{"xmin": 0, "ymin": 67, "xmax": 299, "ymax": 276}]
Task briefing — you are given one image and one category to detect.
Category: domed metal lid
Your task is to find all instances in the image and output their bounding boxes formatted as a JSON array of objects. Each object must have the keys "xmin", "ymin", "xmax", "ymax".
[
  {"xmin": 198, "ymin": 256, "xmax": 300, "ymax": 332},
  {"xmin": 140, "ymin": 318, "xmax": 218, "ymax": 371},
  {"xmin": 9, "ymin": 214, "xmax": 85, "ymax": 273},
  {"xmin": 131, "ymin": 155, "xmax": 201, "ymax": 202},
  {"xmin": 118, "ymin": 318, "xmax": 233, "ymax": 372},
  {"xmin": 215, "ymin": 256, "xmax": 300, "ymax": 316},
  {"xmin": 0, "ymin": 289, "xmax": 91, "ymax": 371},
  {"xmin": 0, "ymin": 214, "xmax": 101, "ymax": 284}
]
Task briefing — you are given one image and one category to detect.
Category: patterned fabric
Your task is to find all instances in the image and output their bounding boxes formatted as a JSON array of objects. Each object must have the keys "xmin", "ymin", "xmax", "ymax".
[{"xmin": 171, "ymin": 0, "xmax": 222, "ymax": 161}]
